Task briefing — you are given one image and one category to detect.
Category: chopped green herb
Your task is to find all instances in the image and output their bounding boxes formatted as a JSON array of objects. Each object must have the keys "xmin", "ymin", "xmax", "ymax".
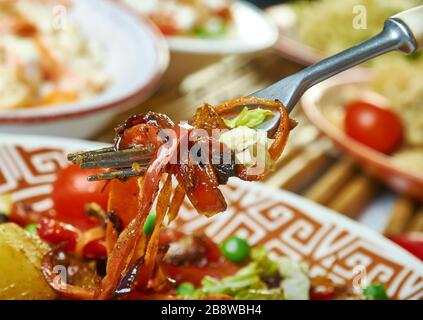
[
  {"xmin": 176, "ymin": 282, "xmax": 196, "ymax": 296},
  {"xmin": 25, "ymin": 224, "xmax": 38, "ymax": 235},
  {"xmin": 193, "ymin": 22, "xmax": 227, "ymax": 37},
  {"xmin": 235, "ymin": 288, "xmax": 284, "ymax": 300},
  {"xmin": 143, "ymin": 212, "xmax": 156, "ymax": 235},
  {"xmin": 364, "ymin": 283, "xmax": 389, "ymax": 300}
]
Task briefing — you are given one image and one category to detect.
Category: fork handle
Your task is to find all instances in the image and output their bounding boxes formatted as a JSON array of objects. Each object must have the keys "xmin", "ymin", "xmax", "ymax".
[
  {"xmin": 252, "ymin": 5, "xmax": 423, "ymax": 111},
  {"xmin": 393, "ymin": 5, "xmax": 423, "ymax": 49},
  {"xmin": 294, "ymin": 6, "xmax": 423, "ymax": 101}
]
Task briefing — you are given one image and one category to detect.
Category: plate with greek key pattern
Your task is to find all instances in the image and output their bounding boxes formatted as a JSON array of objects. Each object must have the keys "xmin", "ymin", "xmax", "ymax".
[{"xmin": 0, "ymin": 134, "xmax": 422, "ymax": 299}]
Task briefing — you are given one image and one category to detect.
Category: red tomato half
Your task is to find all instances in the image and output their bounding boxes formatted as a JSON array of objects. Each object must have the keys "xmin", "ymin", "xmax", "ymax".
[
  {"xmin": 51, "ymin": 165, "xmax": 109, "ymax": 230},
  {"xmin": 344, "ymin": 101, "xmax": 403, "ymax": 154}
]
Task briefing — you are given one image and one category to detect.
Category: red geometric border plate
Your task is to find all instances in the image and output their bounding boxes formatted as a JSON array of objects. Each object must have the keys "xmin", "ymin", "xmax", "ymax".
[{"xmin": 0, "ymin": 134, "xmax": 422, "ymax": 300}]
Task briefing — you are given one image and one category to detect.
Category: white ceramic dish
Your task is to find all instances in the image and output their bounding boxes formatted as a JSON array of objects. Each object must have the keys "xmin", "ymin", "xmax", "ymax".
[
  {"xmin": 120, "ymin": 1, "xmax": 278, "ymax": 85},
  {"xmin": 0, "ymin": 133, "xmax": 422, "ymax": 299},
  {"xmin": 301, "ymin": 71, "xmax": 423, "ymax": 201},
  {"xmin": 0, "ymin": 0, "xmax": 169, "ymax": 139},
  {"xmin": 167, "ymin": 1, "xmax": 278, "ymax": 55}
]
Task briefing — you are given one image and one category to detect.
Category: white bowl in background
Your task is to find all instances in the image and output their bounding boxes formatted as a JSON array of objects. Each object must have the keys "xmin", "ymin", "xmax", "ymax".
[
  {"xmin": 0, "ymin": 0, "xmax": 169, "ymax": 139},
  {"xmin": 167, "ymin": 1, "xmax": 278, "ymax": 55}
]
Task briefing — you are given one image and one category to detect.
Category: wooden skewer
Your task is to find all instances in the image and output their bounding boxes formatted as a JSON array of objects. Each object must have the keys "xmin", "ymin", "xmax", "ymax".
[
  {"xmin": 303, "ymin": 159, "xmax": 356, "ymax": 205},
  {"xmin": 327, "ymin": 174, "xmax": 379, "ymax": 218},
  {"xmin": 384, "ymin": 196, "xmax": 415, "ymax": 236},
  {"xmin": 406, "ymin": 207, "xmax": 423, "ymax": 233}
]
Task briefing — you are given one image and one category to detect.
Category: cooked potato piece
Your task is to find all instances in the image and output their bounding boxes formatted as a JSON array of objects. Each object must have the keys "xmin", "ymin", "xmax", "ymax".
[{"xmin": 0, "ymin": 223, "xmax": 56, "ymax": 300}]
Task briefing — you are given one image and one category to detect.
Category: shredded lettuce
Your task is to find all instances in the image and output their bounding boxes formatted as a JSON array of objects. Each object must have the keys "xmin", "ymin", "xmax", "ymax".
[
  {"xmin": 193, "ymin": 21, "xmax": 228, "ymax": 38},
  {"xmin": 218, "ymin": 126, "xmax": 275, "ymax": 171},
  {"xmin": 201, "ymin": 262, "xmax": 265, "ymax": 296},
  {"xmin": 224, "ymin": 107, "xmax": 274, "ymax": 129},
  {"xmin": 235, "ymin": 288, "xmax": 284, "ymax": 300},
  {"xmin": 184, "ymin": 247, "xmax": 311, "ymax": 300},
  {"xmin": 277, "ymin": 257, "xmax": 310, "ymax": 300},
  {"xmin": 250, "ymin": 246, "xmax": 279, "ymax": 278}
]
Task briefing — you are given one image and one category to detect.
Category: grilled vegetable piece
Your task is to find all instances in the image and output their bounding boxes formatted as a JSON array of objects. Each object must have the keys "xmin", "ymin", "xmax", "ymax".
[{"xmin": 0, "ymin": 223, "xmax": 56, "ymax": 300}]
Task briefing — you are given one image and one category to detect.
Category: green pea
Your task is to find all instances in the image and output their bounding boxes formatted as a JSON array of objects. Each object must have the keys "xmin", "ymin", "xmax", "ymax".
[
  {"xmin": 25, "ymin": 223, "xmax": 38, "ymax": 235},
  {"xmin": 220, "ymin": 236, "xmax": 250, "ymax": 263},
  {"xmin": 143, "ymin": 213, "xmax": 156, "ymax": 235},
  {"xmin": 363, "ymin": 283, "xmax": 389, "ymax": 300},
  {"xmin": 176, "ymin": 282, "xmax": 196, "ymax": 296}
]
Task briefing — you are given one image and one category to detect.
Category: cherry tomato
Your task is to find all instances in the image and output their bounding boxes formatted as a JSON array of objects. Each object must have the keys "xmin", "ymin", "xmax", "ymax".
[
  {"xmin": 51, "ymin": 165, "xmax": 109, "ymax": 230},
  {"xmin": 310, "ymin": 276, "xmax": 336, "ymax": 300},
  {"xmin": 83, "ymin": 239, "xmax": 107, "ymax": 259},
  {"xmin": 158, "ymin": 24, "xmax": 178, "ymax": 36},
  {"xmin": 37, "ymin": 217, "xmax": 106, "ymax": 258},
  {"xmin": 149, "ymin": 15, "xmax": 178, "ymax": 36},
  {"xmin": 310, "ymin": 287, "xmax": 335, "ymax": 300},
  {"xmin": 344, "ymin": 101, "xmax": 403, "ymax": 154},
  {"xmin": 9, "ymin": 202, "xmax": 40, "ymax": 226},
  {"xmin": 37, "ymin": 217, "xmax": 79, "ymax": 252}
]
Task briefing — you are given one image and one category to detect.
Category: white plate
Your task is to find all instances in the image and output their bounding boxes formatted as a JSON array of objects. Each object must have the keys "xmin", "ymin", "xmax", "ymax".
[
  {"xmin": 168, "ymin": 1, "xmax": 278, "ymax": 54},
  {"xmin": 0, "ymin": 0, "xmax": 169, "ymax": 138}
]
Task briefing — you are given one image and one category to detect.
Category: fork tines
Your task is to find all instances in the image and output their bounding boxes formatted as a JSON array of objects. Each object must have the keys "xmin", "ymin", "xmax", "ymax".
[
  {"xmin": 87, "ymin": 167, "xmax": 146, "ymax": 181},
  {"xmin": 67, "ymin": 145, "xmax": 154, "ymax": 181}
]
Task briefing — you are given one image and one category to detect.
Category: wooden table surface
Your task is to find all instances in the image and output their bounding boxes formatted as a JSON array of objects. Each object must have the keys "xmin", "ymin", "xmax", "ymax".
[{"xmin": 92, "ymin": 52, "xmax": 423, "ymax": 237}]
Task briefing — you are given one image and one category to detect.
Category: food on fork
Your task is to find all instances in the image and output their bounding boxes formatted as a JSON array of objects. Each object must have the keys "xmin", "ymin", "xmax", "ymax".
[{"xmin": 0, "ymin": 0, "xmax": 108, "ymax": 110}]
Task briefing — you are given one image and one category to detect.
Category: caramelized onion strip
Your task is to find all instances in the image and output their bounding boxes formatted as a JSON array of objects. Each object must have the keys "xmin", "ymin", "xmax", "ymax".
[
  {"xmin": 167, "ymin": 183, "xmax": 186, "ymax": 224},
  {"xmin": 98, "ymin": 129, "xmax": 181, "ymax": 299},
  {"xmin": 137, "ymin": 173, "xmax": 173, "ymax": 289},
  {"xmin": 41, "ymin": 247, "xmax": 95, "ymax": 300}
]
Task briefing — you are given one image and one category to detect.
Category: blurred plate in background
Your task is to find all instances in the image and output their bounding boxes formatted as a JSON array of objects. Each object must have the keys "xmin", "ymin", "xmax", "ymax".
[
  {"xmin": 119, "ymin": 0, "xmax": 278, "ymax": 85},
  {"xmin": 301, "ymin": 70, "xmax": 423, "ymax": 202},
  {"xmin": 0, "ymin": 0, "xmax": 169, "ymax": 139},
  {"xmin": 167, "ymin": 1, "xmax": 278, "ymax": 55}
]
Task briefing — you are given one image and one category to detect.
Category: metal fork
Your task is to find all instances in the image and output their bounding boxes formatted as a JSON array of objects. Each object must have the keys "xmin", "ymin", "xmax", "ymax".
[
  {"xmin": 68, "ymin": 6, "xmax": 423, "ymax": 181},
  {"xmin": 68, "ymin": 145, "xmax": 154, "ymax": 181}
]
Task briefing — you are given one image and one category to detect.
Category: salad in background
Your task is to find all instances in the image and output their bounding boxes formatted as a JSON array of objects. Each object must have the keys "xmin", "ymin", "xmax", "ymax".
[
  {"xmin": 120, "ymin": 0, "xmax": 233, "ymax": 37},
  {"xmin": 292, "ymin": 0, "xmax": 421, "ymax": 58},
  {"xmin": 0, "ymin": 0, "xmax": 108, "ymax": 111},
  {"xmin": 290, "ymin": 0, "xmax": 423, "ymax": 174}
]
